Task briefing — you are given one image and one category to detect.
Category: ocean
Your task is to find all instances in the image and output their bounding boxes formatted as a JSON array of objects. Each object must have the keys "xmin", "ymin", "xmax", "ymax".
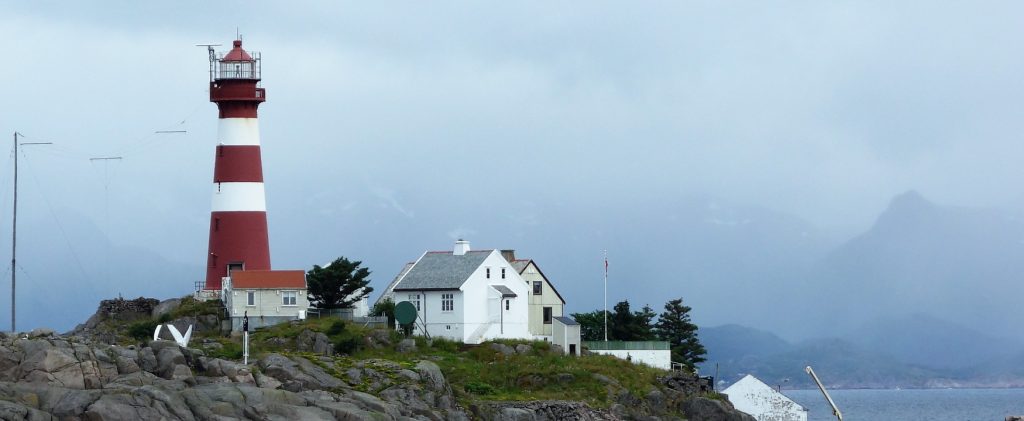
[{"xmin": 782, "ymin": 388, "xmax": 1024, "ymax": 421}]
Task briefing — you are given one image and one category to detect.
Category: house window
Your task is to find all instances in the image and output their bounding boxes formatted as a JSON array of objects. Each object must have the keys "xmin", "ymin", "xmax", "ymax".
[
  {"xmin": 501, "ymin": 268, "xmax": 506, "ymax": 279},
  {"xmin": 533, "ymin": 281, "xmax": 542, "ymax": 295},
  {"xmin": 442, "ymin": 293, "xmax": 454, "ymax": 312},
  {"xmin": 505, "ymin": 300, "xmax": 509, "ymax": 311},
  {"xmin": 543, "ymin": 307, "xmax": 552, "ymax": 324},
  {"xmin": 486, "ymin": 268, "xmax": 491, "ymax": 279},
  {"xmin": 246, "ymin": 291, "xmax": 255, "ymax": 306},
  {"xmin": 282, "ymin": 291, "xmax": 297, "ymax": 306},
  {"xmin": 408, "ymin": 294, "xmax": 421, "ymax": 311}
]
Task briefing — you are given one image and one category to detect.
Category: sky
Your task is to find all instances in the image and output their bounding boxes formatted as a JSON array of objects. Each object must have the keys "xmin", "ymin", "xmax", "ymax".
[{"xmin": 0, "ymin": 2, "xmax": 1023, "ymax": 332}]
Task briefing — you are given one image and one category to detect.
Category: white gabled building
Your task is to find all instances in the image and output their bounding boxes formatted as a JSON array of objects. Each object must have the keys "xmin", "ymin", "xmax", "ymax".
[
  {"xmin": 391, "ymin": 240, "xmax": 531, "ymax": 344},
  {"xmin": 722, "ymin": 375, "xmax": 808, "ymax": 421}
]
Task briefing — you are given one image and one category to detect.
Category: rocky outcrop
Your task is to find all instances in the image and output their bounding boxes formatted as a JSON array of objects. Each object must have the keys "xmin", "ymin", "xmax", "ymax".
[{"xmin": 0, "ymin": 334, "xmax": 470, "ymax": 420}]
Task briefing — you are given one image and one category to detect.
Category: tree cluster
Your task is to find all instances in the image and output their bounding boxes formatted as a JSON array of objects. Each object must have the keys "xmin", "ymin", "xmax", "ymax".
[
  {"xmin": 307, "ymin": 257, "xmax": 373, "ymax": 310},
  {"xmin": 571, "ymin": 298, "xmax": 706, "ymax": 370}
]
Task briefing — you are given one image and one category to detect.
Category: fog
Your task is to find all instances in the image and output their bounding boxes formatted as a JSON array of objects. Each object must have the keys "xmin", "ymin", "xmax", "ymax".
[{"xmin": 1, "ymin": 2, "xmax": 1023, "ymax": 342}]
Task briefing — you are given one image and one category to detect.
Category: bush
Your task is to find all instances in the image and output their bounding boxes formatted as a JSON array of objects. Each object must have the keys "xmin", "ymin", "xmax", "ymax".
[
  {"xmin": 463, "ymin": 381, "xmax": 496, "ymax": 395},
  {"xmin": 333, "ymin": 337, "xmax": 360, "ymax": 355},
  {"xmin": 127, "ymin": 320, "xmax": 157, "ymax": 340},
  {"xmin": 208, "ymin": 341, "xmax": 243, "ymax": 360},
  {"xmin": 326, "ymin": 320, "xmax": 346, "ymax": 336}
]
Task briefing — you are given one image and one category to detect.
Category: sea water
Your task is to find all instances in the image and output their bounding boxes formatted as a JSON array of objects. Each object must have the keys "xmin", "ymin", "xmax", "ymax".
[{"xmin": 782, "ymin": 388, "xmax": 1024, "ymax": 421}]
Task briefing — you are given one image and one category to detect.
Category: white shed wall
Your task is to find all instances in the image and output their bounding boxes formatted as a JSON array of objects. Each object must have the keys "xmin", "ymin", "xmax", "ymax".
[{"xmin": 589, "ymin": 349, "xmax": 671, "ymax": 370}]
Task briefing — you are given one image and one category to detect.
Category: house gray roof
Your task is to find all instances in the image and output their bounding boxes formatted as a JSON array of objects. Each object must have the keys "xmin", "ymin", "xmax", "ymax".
[
  {"xmin": 393, "ymin": 250, "xmax": 492, "ymax": 291},
  {"xmin": 510, "ymin": 259, "xmax": 530, "ymax": 273},
  {"xmin": 374, "ymin": 261, "xmax": 415, "ymax": 307},
  {"xmin": 491, "ymin": 285, "xmax": 517, "ymax": 297},
  {"xmin": 553, "ymin": 316, "xmax": 578, "ymax": 326}
]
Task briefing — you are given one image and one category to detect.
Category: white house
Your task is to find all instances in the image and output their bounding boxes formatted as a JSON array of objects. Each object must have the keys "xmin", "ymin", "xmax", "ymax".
[
  {"xmin": 722, "ymin": 375, "xmax": 808, "ymax": 421},
  {"xmin": 391, "ymin": 240, "xmax": 531, "ymax": 344},
  {"xmin": 505, "ymin": 251, "xmax": 566, "ymax": 339},
  {"xmin": 221, "ymin": 270, "xmax": 310, "ymax": 331}
]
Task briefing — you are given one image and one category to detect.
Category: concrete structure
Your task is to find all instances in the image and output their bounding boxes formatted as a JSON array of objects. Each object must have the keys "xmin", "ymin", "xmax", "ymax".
[
  {"xmin": 204, "ymin": 39, "xmax": 272, "ymax": 291},
  {"xmin": 506, "ymin": 252, "xmax": 566, "ymax": 338},
  {"xmin": 390, "ymin": 240, "xmax": 530, "ymax": 344},
  {"xmin": 583, "ymin": 341, "xmax": 672, "ymax": 370},
  {"xmin": 722, "ymin": 375, "xmax": 808, "ymax": 421},
  {"xmin": 222, "ymin": 270, "xmax": 309, "ymax": 331},
  {"xmin": 552, "ymin": 316, "xmax": 581, "ymax": 356}
]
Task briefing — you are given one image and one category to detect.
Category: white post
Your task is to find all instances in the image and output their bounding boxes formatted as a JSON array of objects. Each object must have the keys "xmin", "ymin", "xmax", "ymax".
[
  {"xmin": 603, "ymin": 250, "xmax": 608, "ymax": 342},
  {"xmin": 243, "ymin": 331, "xmax": 249, "ymax": 365}
]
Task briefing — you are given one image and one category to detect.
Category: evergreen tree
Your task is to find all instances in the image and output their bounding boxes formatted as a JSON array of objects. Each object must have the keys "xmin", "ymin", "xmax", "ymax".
[
  {"xmin": 570, "ymin": 310, "xmax": 608, "ymax": 341},
  {"xmin": 371, "ymin": 297, "xmax": 396, "ymax": 328},
  {"xmin": 636, "ymin": 304, "xmax": 658, "ymax": 340},
  {"xmin": 654, "ymin": 298, "xmax": 706, "ymax": 370},
  {"xmin": 307, "ymin": 257, "xmax": 373, "ymax": 309}
]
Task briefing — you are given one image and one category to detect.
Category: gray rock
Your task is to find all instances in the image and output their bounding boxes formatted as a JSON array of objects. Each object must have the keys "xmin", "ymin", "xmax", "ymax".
[
  {"xmin": 0, "ymin": 399, "xmax": 51, "ymax": 421},
  {"xmin": 255, "ymin": 371, "xmax": 282, "ymax": 389},
  {"xmin": 155, "ymin": 345, "xmax": 187, "ymax": 379},
  {"xmin": 681, "ymin": 397, "xmax": 756, "ymax": 421},
  {"xmin": 28, "ymin": 328, "xmax": 54, "ymax": 339},
  {"xmin": 592, "ymin": 373, "xmax": 619, "ymax": 386},
  {"xmin": 555, "ymin": 373, "xmax": 575, "ymax": 383},
  {"xmin": 397, "ymin": 338, "xmax": 417, "ymax": 353},
  {"xmin": 490, "ymin": 343, "xmax": 515, "ymax": 356},
  {"xmin": 396, "ymin": 369, "xmax": 420, "ymax": 382},
  {"xmin": 514, "ymin": 344, "xmax": 533, "ymax": 355},
  {"xmin": 257, "ymin": 354, "xmax": 345, "ymax": 391},
  {"xmin": 499, "ymin": 407, "xmax": 537, "ymax": 421},
  {"xmin": 415, "ymin": 360, "xmax": 448, "ymax": 394},
  {"xmin": 137, "ymin": 347, "xmax": 158, "ymax": 373},
  {"xmin": 151, "ymin": 298, "xmax": 182, "ymax": 318}
]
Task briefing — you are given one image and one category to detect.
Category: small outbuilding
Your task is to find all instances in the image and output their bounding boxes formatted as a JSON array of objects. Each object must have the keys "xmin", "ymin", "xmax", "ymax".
[
  {"xmin": 552, "ymin": 316, "xmax": 581, "ymax": 356},
  {"xmin": 722, "ymin": 374, "xmax": 808, "ymax": 421},
  {"xmin": 222, "ymin": 270, "xmax": 310, "ymax": 331}
]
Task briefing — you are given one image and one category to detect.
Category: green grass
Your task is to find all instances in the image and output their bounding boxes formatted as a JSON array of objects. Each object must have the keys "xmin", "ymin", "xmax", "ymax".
[{"xmin": 220, "ymin": 318, "xmax": 673, "ymax": 408}]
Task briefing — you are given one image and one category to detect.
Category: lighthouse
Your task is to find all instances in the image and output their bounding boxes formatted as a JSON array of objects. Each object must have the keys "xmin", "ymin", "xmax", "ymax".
[{"xmin": 204, "ymin": 39, "xmax": 271, "ymax": 290}]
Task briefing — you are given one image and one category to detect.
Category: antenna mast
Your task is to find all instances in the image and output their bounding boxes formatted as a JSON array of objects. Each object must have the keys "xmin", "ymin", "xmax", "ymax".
[
  {"xmin": 11, "ymin": 133, "xmax": 51, "ymax": 332},
  {"xmin": 195, "ymin": 43, "xmax": 222, "ymax": 82}
]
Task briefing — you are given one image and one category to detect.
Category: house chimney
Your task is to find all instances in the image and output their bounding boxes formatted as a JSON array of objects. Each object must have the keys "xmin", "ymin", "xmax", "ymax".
[
  {"xmin": 501, "ymin": 249, "xmax": 516, "ymax": 262},
  {"xmin": 454, "ymin": 239, "xmax": 471, "ymax": 256}
]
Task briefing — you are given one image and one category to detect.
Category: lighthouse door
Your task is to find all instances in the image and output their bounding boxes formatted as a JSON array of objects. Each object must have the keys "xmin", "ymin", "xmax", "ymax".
[{"xmin": 227, "ymin": 262, "xmax": 244, "ymax": 277}]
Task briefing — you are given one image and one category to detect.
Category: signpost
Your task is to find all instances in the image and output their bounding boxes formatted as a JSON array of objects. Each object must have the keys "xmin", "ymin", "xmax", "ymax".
[{"xmin": 243, "ymin": 312, "xmax": 250, "ymax": 365}]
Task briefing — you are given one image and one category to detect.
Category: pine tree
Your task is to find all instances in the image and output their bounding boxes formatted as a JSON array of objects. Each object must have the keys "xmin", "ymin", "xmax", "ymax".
[
  {"xmin": 307, "ymin": 257, "xmax": 373, "ymax": 309},
  {"xmin": 655, "ymin": 298, "xmax": 706, "ymax": 370}
]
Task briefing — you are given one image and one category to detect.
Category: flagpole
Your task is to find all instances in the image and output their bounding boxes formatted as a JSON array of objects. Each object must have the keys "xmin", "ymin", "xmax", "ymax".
[{"xmin": 603, "ymin": 249, "xmax": 608, "ymax": 342}]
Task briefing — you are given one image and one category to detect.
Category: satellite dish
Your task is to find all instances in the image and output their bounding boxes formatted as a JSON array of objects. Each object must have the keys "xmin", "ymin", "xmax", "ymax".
[{"xmin": 395, "ymin": 301, "xmax": 417, "ymax": 326}]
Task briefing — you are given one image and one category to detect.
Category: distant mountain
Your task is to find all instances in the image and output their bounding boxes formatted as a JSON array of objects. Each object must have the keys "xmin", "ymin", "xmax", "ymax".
[
  {"xmin": 796, "ymin": 190, "xmax": 1024, "ymax": 340},
  {"xmin": 700, "ymin": 324, "xmax": 793, "ymax": 364},
  {"xmin": 844, "ymin": 313, "xmax": 1021, "ymax": 370},
  {"xmin": 703, "ymin": 319, "xmax": 1024, "ymax": 389}
]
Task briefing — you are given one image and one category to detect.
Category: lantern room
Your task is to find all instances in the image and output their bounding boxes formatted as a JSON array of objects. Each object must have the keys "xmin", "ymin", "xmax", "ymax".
[{"xmin": 213, "ymin": 40, "xmax": 261, "ymax": 81}]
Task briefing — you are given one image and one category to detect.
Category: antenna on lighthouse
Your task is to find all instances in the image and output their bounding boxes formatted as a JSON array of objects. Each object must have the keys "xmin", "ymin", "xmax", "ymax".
[{"xmin": 195, "ymin": 44, "xmax": 222, "ymax": 82}]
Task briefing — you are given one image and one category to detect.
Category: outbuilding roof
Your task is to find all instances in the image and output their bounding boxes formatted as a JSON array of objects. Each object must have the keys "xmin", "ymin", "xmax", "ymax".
[
  {"xmin": 393, "ymin": 250, "xmax": 492, "ymax": 291},
  {"xmin": 553, "ymin": 316, "xmax": 579, "ymax": 326},
  {"xmin": 232, "ymin": 270, "xmax": 306, "ymax": 289}
]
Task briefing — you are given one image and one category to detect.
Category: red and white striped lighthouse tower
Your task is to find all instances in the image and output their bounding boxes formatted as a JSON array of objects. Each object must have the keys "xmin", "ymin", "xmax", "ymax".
[{"xmin": 204, "ymin": 39, "xmax": 271, "ymax": 290}]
